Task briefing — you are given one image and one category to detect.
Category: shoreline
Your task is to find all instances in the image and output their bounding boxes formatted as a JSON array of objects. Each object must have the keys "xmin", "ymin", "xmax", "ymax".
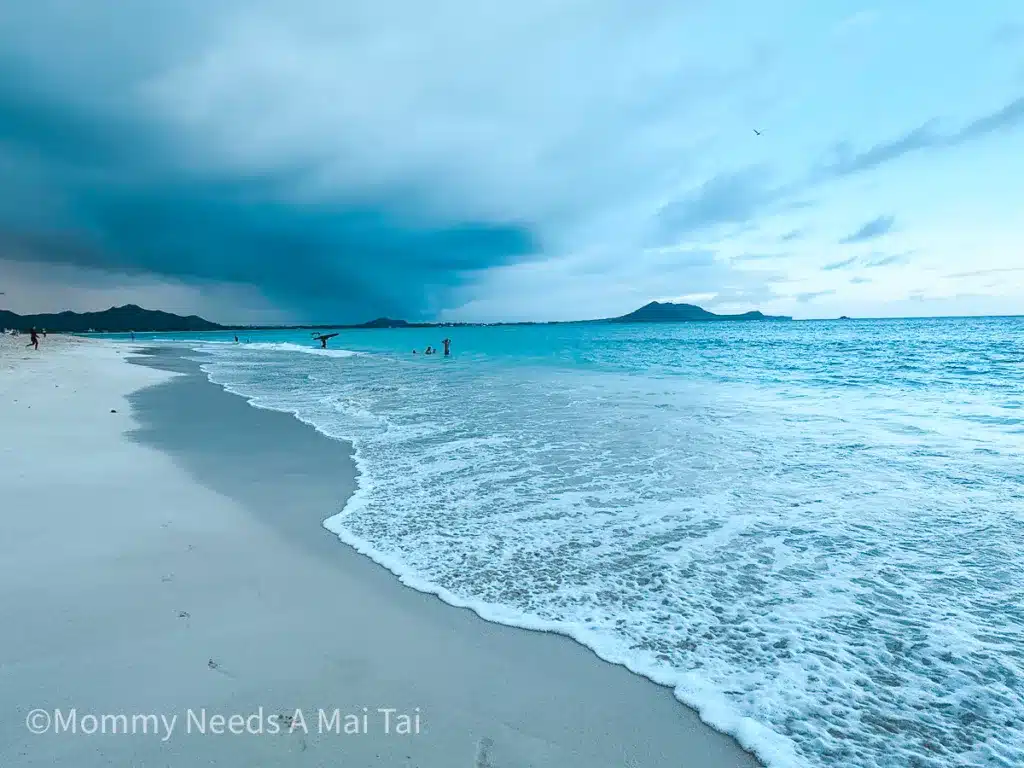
[{"xmin": 1, "ymin": 337, "xmax": 763, "ymax": 767}]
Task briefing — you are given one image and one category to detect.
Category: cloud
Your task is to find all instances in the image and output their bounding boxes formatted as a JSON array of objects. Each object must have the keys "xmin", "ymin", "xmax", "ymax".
[
  {"xmin": 794, "ymin": 289, "xmax": 836, "ymax": 303},
  {"xmin": 839, "ymin": 215, "xmax": 896, "ymax": 245},
  {"xmin": 4, "ymin": 0, "xmax": 750, "ymax": 321},
  {"xmin": 656, "ymin": 94, "xmax": 1023, "ymax": 260},
  {"xmin": 993, "ymin": 23, "xmax": 1023, "ymax": 46},
  {"xmin": 674, "ymin": 95, "xmax": 1024, "ymax": 253},
  {"xmin": 656, "ymin": 167, "xmax": 788, "ymax": 242},
  {"xmin": 816, "ymin": 124, "xmax": 940, "ymax": 179},
  {"xmin": 732, "ymin": 251, "xmax": 787, "ymax": 263},
  {"xmin": 1, "ymin": 2, "xmax": 1021, "ymax": 322},
  {"xmin": 952, "ymin": 96, "xmax": 1024, "ymax": 144},
  {"xmin": 814, "ymin": 94, "xmax": 1024, "ymax": 184},
  {"xmin": 945, "ymin": 266, "xmax": 1024, "ymax": 279},
  {"xmin": 822, "ymin": 255, "xmax": 858, "ymax": 271},
  {"xmin": 0, "ymin": 258, "xmax": 291, "ymax": 323},
  {"xmin": 863, "ymin": 250, "xmax": 913, "ymax": 267},
  {"xmin": 834, "ymin": 10, "xmax": 880, "ymax": 35}
]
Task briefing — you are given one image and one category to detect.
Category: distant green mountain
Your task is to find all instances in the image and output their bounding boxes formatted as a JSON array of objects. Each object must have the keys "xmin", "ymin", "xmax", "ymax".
[
  {"xmin": 0, "ymin": 304, "xmax": 225, "ymax": 333},
  {"xmin": 355, "ymin": 317, "xmax": 413, "ymax": 328},
  {"xmin": 1, "ymin": 300, "xmax": 789, "ymax": 334},
  {"xmin": 608, "ymin": 301, "xmax": 790, "ymax": 322}
]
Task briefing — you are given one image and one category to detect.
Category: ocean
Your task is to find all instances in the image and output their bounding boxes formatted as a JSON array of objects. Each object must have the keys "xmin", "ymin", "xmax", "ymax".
[{"xmin": 128, "ymin": 317, "xmax": 1024, "ymax": 768}]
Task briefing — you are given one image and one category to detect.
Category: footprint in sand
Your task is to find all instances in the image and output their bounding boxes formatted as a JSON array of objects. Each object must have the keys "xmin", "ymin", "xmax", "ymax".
[
  {"xmin": 474, "ymin": 737, "xmax": 495, "ymax": 768},
  {"xmin": 207, "ymin": 659, "xmax": 235, "ymax": 678},
  {"xmin": 273, "ymin": 715, "xmax": 308, "ymax": 751}
]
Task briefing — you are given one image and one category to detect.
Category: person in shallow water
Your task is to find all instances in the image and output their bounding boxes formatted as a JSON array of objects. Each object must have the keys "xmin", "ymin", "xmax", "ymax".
[
  {"xmin": 442, "ymin": 338, "xmax": 451, "ymax": 356},
  {"xmin": 314, "ymin": 333, "xmax": 339, "ymax": 349},
  {"xmin": 424, "ymin": 346, "xmax": 433, "ymax": 355}
]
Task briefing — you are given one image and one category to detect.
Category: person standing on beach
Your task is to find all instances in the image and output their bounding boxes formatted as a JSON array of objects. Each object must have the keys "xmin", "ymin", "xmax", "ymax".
[
  {"xmin": 314, "ymin": 333, "xmax": 338, "ymax": 349},
  {"xmin": 26, "ymin": 328, "xmax": 39, "ymax": 350},
  {"xmin": 442, "ymin": 338, "xmax": 452, "ymax": 356}
]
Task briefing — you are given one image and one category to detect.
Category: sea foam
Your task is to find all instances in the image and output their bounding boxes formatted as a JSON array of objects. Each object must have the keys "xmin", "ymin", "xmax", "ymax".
[{"xmin": 191, "ymin": 318, "xmax": 1024, "ymax": 768}]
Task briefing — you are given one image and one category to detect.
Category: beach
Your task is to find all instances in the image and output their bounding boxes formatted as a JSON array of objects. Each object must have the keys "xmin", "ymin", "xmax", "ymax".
[{"xmin": 0, "ymin": 335, "xmax": 761, "ymax": 767}]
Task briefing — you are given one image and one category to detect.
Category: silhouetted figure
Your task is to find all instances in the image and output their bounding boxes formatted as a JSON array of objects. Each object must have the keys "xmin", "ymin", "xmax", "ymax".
[
  {"xmin": 27, "ymin": 328, "xmax": 39, "ymax": 350},
  {"xmin": 442, "ymin": 338, "xmax": 451, "ymax": 356},
  {"xmin": 314, "ymin": 333, "xmax": 338, "ymax": 349},
  {"xmin": 234, "ymin": 335, "xmax": 239, "ymax": 343},
  {"xmin": 130, "ymin": 331, "xmax": 135, "ymax": 341},
  {"xmin": 424, "ymin": 346, "xmax": 434, "ymax": 355}
]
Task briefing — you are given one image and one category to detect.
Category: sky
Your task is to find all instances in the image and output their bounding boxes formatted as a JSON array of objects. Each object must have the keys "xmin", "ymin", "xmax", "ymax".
[{"xmin": 1, "ymin": 1, "xmax": 1022, "ymax": 323}]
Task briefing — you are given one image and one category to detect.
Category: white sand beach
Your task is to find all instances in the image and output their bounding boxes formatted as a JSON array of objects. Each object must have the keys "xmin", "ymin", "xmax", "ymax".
[{"xmin": 0, "ymin": 334, "xmax": 761, "ymax": 767}]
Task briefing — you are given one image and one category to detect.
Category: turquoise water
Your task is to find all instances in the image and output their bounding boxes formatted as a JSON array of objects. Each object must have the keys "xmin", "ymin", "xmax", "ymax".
[{"xmin": 128, "ymin": 318, "xmax": 1024, "ymax": 768}]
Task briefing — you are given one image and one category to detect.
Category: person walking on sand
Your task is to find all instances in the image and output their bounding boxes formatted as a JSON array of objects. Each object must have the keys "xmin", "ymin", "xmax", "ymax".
[{"xmin": 27, "ymin": 328, "xmax": 39, "ymax": 350}]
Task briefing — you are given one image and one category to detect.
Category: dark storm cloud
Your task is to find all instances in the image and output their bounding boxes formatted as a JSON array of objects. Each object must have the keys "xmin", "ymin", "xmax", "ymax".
[{"xmin": 0, "ymin": 64, "xmax": 537, "ymax": 322}]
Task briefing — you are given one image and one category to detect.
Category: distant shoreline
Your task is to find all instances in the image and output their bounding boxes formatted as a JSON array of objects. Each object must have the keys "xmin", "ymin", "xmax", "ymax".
[{"xmin": 2, "ymin": 301, "xmax": 791, "ymax": 334}]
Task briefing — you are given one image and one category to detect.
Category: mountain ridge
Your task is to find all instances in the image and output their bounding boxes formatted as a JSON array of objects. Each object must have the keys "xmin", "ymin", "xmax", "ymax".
[{"xmin": 1, "ymin": 301, "xmax": 790, "ymax": 333}]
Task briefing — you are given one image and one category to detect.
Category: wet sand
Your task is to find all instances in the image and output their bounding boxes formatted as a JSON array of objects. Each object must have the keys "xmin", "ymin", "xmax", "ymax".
[{"xmin": 0, "ymin": 338, "xmax": 761, "ymax": 767}]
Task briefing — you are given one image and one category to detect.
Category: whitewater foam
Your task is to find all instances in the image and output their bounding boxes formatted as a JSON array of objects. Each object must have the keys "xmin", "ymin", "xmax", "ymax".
[
  {"xmin": 185, "ymin": 318, "xmax": 1024, "ymax": 768},
  {"xmin": 243, "ymin": 342, "xmax": 359, "ymax": 358}
]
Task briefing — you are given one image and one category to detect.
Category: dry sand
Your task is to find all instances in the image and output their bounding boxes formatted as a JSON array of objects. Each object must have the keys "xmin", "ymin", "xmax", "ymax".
[{"xmin": 0, "ymin": 335, "xmax": 762, "ymax": 767}]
